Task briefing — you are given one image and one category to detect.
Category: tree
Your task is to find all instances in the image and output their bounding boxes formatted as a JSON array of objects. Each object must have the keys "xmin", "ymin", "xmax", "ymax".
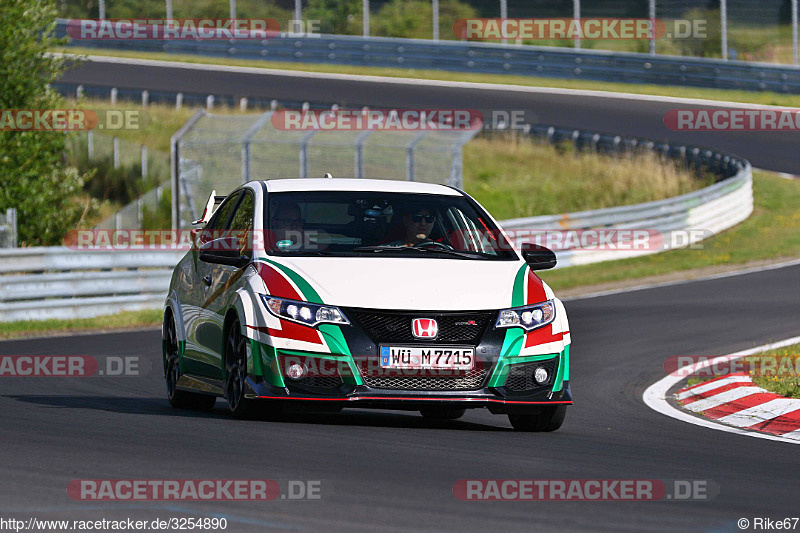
[{"xmin": 0, "ymin": 0, "xmax": 94, "ymax": 246}]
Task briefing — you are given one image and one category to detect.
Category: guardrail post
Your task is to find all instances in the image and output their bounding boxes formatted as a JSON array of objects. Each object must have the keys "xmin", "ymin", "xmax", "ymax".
[
  {"xmin": 142, "ymin": 90, "xmax": 149, "ymax": 107},
  {"xmin": 270, "ymin": 99, "xmax": 278, "ymax": 111},
  {"xmin": 76, "ymin": 85, "xmax": 84, "ymax": 99},
  {"xmin": 239, "ymin": 97, "xmax": 248, "ymax": 111},
  {"xmin": 176, "ymin": 92, "xmax": 183, "ymax": 110},
  {"xmin": 110, "ymin": 87, "xmax": 118, "ymax": 105},
  {"xmin": 206, "ymin": 95, "xmax": 214, "ymax": 110}
]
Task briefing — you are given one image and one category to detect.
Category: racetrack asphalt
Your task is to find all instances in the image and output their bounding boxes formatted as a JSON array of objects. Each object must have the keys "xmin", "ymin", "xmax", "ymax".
[
  {"xmin": 60, "ymin": 57, "xmax": 800, "ymax": 175},
  {"xmin": 2, "ymin": 263, "xmax": 799, "ymax": 532}
]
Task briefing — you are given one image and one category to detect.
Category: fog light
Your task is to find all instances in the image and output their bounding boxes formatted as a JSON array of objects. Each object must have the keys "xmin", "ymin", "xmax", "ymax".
[
  {"xmin": 534, "ymin": 366, "xmax": 549, "ymax": 384},
  {"xmin": 287, "ymin": 363, "xmax": 306, "ymax": 380}
]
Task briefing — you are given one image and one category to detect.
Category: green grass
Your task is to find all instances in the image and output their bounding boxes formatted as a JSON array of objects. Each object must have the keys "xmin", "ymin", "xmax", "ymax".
[
  {"xmin": 538, "ymin": 171, "xmax": 800, "ymax": 291},
  {"xmin": 0, "ymin": 309, "xmax": 163, "ymax": 340},
  {"xmin": 748, "ymin": 344, "xmax": 800, "ymax": 398},
  {"xmin": 464, "ymin": 135, "xmax": 711, "ymax": 219},
  {"xmin": 56, "ymin": 47, "xmax": 800, "ymax": 108}
]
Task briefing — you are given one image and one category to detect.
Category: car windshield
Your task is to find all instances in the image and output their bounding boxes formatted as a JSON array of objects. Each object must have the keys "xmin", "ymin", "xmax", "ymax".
[{"xmin": 264, "ymin": 191, "xmax": 517, "ymax": 260}]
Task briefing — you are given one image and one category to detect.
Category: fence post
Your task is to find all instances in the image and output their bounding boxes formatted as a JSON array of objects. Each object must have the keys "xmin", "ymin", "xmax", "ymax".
[
  {"xmin": 142, "ymin": 90, "xmax": 149, "ymax": 107},
  {"xmin": 110, "ymin": 87, "xmax": 118, "ymax": 105},
  {"xmin": 113, "ymin": 137, "xmax": 120, "ymax": 169},
  {"xmin": 176, "ymin": 92, "xmax": 183, "ymax": 110},
  {"xmin": 573, "ymin": 0, "xmax": 580, "ymax": 49},
  {"xmin": 6, "ymin": 208, "xmax": 17, "ymax": 248},
  {"xmin": 793, "ymin": 0, "xmax": 799, "ymax": 66},
  {"xmin": 141, "ymin": 145, "xmax": 148, "ymax": 178},
  {"xmin": 500, "ymin": 0, "xmax": 507, "ymax": 45},
  {"xmin": 240, "ymin": 111, "xmax": 273, "ymax": 183},
  {"xmin": 170, "ymin": 109, "xmax": 206, "ymax": 230},
  {"xmin": 166, "ymin": 0, "xmax": 173, "ymax": 20},
  {"xmin": 720, "ymin": 0, "xmax": 728, "ymax": 60},
  {"xmin": 432, "ymin": 0, "xmax": 439, "ymax": 40},
  {"xmin": 87, "ymin": 130, "xmax": 94, "ymax": 159},
  {"xmin": 354, "ymin": 130, "xmax": 372, "ymax": 178},
  {"xmin": 206, "ymin": 95, "xmax": 214, "ymax": 110},
  {"xmin": 239, "ymin": 97, "xmax": 248, "ymax": 111},
  {"xmin": 406, "ymin": 132, "xmax": 427, "ymax": 181},
  {"xmin": 298, "ymin": 131, "xmax": 316, "ymax": 178},
  {"xmin": 77, "ymin": 85, "xmax": 84, "ymax": 99},
  {"xmin": 648, "ymin": 0, "xmax": 656, "ymax": 55},
  {"xmin": 229, "ymin": 0, "xmax": 236, "ymax": 19},
  {"xmin": 137, "ymin": 197, "xmax": 143, "ymax": 228},
  {"xmin": 363, "ymin": 0, "xmax": 370, "ymax": 37}
]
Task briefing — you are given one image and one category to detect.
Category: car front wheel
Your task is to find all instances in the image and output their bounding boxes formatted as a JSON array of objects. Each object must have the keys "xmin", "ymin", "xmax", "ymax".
[{"xmin": 225, "ymin": 317, "xmax": 256, "ymax": 419}]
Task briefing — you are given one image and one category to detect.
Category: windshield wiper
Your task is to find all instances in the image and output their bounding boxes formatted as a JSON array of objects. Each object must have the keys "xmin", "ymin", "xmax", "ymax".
[{"xmin": 352, "ymin": 245, "xmax": 488, "ymax": 259}]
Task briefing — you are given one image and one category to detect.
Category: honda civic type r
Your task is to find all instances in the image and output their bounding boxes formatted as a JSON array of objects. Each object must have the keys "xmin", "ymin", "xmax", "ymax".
[{"xmin": 162, "ymin": 178, "xmax": 572, "ymax": 431}]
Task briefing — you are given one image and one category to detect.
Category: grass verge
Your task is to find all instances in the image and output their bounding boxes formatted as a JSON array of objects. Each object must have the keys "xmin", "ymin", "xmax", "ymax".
[
  {"xmin": 0, "ymin": 309, "xmax": 162, "ymax": 341},
  {"xmin": 56, "ymin": 47, "xmax": 800, "ymax": 108},
  {"xmin": 747, "ymin": 344, "xmax": 800, "ymax": 399},
  {"xmin": 464, "ymin": 136, "xmax": 711, "ymax": 219},
  {"xmin": 538, "ymin": 170, "xmax": 800, "ymax": 291}
]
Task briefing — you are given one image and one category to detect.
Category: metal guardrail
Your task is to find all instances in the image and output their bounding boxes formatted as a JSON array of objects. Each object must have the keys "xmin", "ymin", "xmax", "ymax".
[
  {"xmin": 55, "ymin": 20, "xmax": 800, "ymax": 94},
  {"xmin": 0, "ymin": 248, "xmax": 184, "ymax": 322},
  {"xmin": 502, "ymin": 125, "xmax": 753, "ymax": 268}
]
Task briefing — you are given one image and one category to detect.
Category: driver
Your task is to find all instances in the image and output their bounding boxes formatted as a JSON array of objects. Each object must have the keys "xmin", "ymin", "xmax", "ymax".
[
  {"xmin": 386, "ymin": 207, "xmax": 436, "ymax": 247},
  {"xmin": 270, "ymin": 203, "xmax": 305, "ymax": 249}
]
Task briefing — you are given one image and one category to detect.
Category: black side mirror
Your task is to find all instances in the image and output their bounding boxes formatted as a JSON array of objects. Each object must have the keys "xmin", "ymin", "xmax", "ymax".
[
  {"xmin": 199, "ymin": 237, "xmax": 250, "ymax": 268},
  {"xmin": 520, "ymin": 243, "xmax": 557, "ymax": 270}
]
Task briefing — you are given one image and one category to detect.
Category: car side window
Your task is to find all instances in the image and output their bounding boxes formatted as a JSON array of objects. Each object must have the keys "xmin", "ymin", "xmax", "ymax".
[
  {"xmin": 228, "ymin": 192, "xmax": 255, "ymax": 253},
  {"xmin": 202, "ymin": 192, "xmax": 241, "ymax": 241}
]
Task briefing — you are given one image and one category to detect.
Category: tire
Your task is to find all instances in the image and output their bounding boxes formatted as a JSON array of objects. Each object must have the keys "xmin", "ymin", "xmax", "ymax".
[
  {"xmin": 420, "ymin": 407, "xmax": 466, "ymax": 420},
  {"xmin": 508, "ymin": 405, "xmax": 567, "ymax": 432},
  {"xmin": 164, "ymin": 312, "xmax": 216, "ymax": 411},
  {"xmin": 225, "ymin": 317, "xmax": 256, "ymax": 419}
]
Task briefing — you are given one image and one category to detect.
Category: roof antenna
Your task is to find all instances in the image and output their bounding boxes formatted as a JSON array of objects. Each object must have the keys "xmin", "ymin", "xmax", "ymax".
[{"xmin": 324, "ymin": 172, "xmax": 333, "ymax": 179}]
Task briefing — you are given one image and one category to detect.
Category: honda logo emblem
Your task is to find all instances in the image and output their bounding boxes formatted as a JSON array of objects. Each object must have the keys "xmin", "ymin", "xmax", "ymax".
[{"xmin": 412, "ymin": 318, "xmax": 438, "ymax": 339}]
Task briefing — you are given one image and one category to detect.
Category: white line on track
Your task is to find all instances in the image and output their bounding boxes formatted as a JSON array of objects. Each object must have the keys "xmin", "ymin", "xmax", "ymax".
[
  {"xmin": 643, "ymin": 335, "xmax": 800, "ymax": 445},
  {"xmin": 52, "ymin": 53, "xmax": 800, "ymax": 111}
]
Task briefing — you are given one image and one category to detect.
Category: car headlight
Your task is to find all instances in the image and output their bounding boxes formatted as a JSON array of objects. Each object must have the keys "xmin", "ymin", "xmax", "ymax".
[
  {"xmin": 495, "ymin": 300, "xmax": 555, "ymax": 332},
  {"xmin": 260, "ymin": 295, "xmax": 350, "ymax": 328}
]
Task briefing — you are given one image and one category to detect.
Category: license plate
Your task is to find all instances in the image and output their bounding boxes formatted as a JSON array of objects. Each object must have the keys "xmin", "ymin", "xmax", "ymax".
[{"xmin": 379, "ymin": 346, "xmax": 475, "ymax": 370}]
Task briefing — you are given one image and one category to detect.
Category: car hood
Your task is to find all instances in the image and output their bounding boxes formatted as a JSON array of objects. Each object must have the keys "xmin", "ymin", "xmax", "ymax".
[{"xmin": 271, "ymin": 256, "xmax": 528, "ymax": 311}]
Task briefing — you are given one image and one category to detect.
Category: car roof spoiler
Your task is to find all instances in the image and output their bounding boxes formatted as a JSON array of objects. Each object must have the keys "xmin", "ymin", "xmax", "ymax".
[{"xmin": 192, "ymin": 190, "xmax": 227, "ymax": 225}]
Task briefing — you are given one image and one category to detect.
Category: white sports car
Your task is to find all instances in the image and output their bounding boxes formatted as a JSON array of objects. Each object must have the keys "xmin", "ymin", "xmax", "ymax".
[{"xmin": 163, "ymin": 178, "xmax": 572, "ymax": 431}]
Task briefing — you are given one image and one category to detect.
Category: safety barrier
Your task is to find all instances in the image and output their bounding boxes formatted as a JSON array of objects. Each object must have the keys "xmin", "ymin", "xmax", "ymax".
[{"xmin": 55, "ymin": 20, "xmax": 800, "ymax": 94}]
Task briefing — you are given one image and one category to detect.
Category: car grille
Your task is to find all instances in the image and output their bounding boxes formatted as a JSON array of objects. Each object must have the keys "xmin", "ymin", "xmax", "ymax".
[
  {"xmin": 292, "ymin": 375, "xmax": 345, "ymax": 393},
  {"xmin": 504, "ymin": 359, "xmax": 559, "ymax": 392},
  {"xmin": 347, "ymin": 309, "xmax": 493, "ymax": 344},
  {"xmin": 360, "ymin": 366, "xmax": 488, "ymax": 391}
]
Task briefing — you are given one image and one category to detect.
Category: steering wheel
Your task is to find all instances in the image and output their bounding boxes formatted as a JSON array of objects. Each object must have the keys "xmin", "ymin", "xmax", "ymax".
[{"xmin": 413, "ymin": 240, "xmax": 455, "ymax": 251}]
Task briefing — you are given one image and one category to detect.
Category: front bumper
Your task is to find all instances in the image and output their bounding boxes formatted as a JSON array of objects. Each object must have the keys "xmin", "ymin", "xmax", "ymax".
[{"xmin": 244, "ymin": 337, "xmax": 572, "ymax": 413}]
